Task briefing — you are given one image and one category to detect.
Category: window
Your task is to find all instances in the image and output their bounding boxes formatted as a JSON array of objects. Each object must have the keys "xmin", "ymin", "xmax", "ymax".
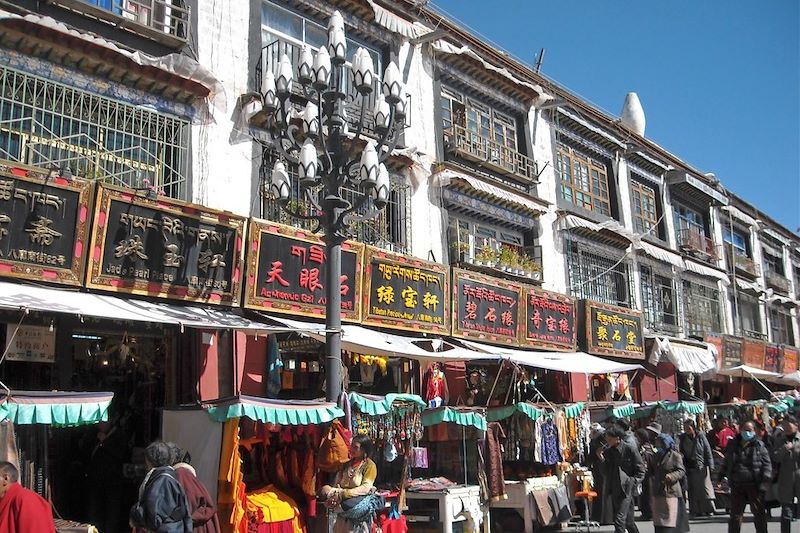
[
  {"xmin": 557, "ymin": 145, "xmax": 611, "ymax": 216},
  {"xmin": 763, "ymin": 251, "xmax": 785, "ymax": 276},
  {"xmin": 447, "ymin": 216, "xmax": 534, "ymax": 261},
  {"xmin": 673, "ymin": 203, "xmax": 705, "ymax": 236},
  {"xmin": 630, "ymin": 180, "xmax": 658, "ymax": 235},
  {"xmin": 439, "ymin": 87, "xmax": 518, "ymax": 152},
  {"xmin": 640, "ymin": 265, "xmax": 678, "ymax": 333},
  {"xmin": 0, "ymin": 66, "xmax": 189, "ymax": 199},
  {"xmin": 769, "ymin": 306, "xmax": 795, "ymax": 345},
  {"xmin": 733, "ymin": 291, "xmax": 762, "ymax": 336},
  {"xmin": 682, "ymin": 279, "xmax": 722, "ymax": 337},
  {"xmin": 723, "ymin": 226, "xmax": 750, "ymax": 257},
  {"xmin": 565, "ymin": 238, "xmax": 633, "ymax": 307}
]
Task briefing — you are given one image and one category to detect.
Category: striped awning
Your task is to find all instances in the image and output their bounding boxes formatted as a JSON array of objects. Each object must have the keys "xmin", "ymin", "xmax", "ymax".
[
  {"xmin": 0, "ymin": 390, "xmax": 112, "ymax": 426},
  {"xmin": 422, "ymin": 407, "xmax": 487, "ymax": 431},
  {"xmin": 205, "ymin": 396, "xmax": 344, "ymax": 425},
  {"xmin": 349, "ymin": 393, "xmax": 425, "ymax": 416}
]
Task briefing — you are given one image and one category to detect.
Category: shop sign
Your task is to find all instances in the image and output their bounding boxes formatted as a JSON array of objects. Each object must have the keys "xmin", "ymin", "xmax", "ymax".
[
  {"xmin": 451, "ymin": 269, "xmax": 521, "ymax": 345},
  {"xmin": 243, "ymin": 220, "xmax": 363, "ymax": 321},
  {"xmin": 0, "ymin": 163, "xmax": 92, "ymax": 286},
  {"xmin": 5, "ymin": 324, "xmax": 55, "ymax": 363},
  {"xmin": 705, "ymin": 334, "xmax": 724, "ymax": 366},
  {"xmin": 582, "ymin": 300, "xmax": 644, "ymax": 359},
  {"xmin": 741, "ymin": 338, "xmax": 766, "ymax": 369},
  {"xmin": 86, "ymin": 185, "xmax": 245, "ymax": 305},
  {"xmin": 722, "ymin": 336, "xmax": 743, "ymax": 368},
  {"xmin": 362, "ymin": 247, "xmax": 449, "ymax": 334},
  {"xmin": 523, "ymin": 288, "xmax": 576, "ymax": 351},
  {"xmin": 764, "ymin": 344, "xmax": 780, "ymax": 373},
  {"xmin": 782, "ymin": 346, "xmax": 798, "ymax": 374}
]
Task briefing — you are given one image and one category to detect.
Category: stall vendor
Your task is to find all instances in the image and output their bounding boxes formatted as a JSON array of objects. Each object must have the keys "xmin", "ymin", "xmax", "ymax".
[{"xmin": 321, "ymin": 436, "xmax": 384, "ymax": 533}]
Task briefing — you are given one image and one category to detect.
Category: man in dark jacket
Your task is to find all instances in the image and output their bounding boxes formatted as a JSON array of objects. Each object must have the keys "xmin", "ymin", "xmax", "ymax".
[
  {"xmin": 130, "ymin": 441, "xmax": 192, "ymax": 533},
  {"xmin": 772, "ymin": 415, "xmax": 800, "ymax": 533},
  {"xmin": 679, "ymin": 419, "xmax": 716, "ymax": 516},
  {"xmin": 599, "ymin": 425, "xmax": 647, "ymax": 533},
  {"xmin": 723, "ymin": 420, "xmax": 771, "ymax": 533}
]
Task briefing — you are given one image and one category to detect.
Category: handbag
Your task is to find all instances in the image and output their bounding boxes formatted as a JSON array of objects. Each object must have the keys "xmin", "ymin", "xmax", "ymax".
[{"xmin": 411, "ymin": 446, "xmax": 428, "ymax": 468}]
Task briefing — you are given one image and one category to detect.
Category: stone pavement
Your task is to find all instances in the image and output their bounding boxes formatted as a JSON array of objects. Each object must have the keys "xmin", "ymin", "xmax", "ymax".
[{"xmin": 579, "ymin": 515, "xmax": 787, "ymax": 532}]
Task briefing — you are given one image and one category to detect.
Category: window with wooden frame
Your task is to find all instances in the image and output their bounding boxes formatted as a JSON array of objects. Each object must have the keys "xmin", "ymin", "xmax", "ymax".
[
  {"xmin": 630, "ymin": 179, "xmax": 658, "ymax": 235},
  {"xmin": 556, "ymin": 144, "xmax": 611, "ymax": 216},
  {"xmin": 640, "ymin": 264, "xmax": 679, "ymax": 333},
  {"xmin": 733, "ymin": 291, "xmax": 762, "ymax": 336},
  {"xmin": 769, "ymin": 306, "xmax": 795, "ymax": 345},
  {"xmin": 439, "ymin": 87, "xmax": 518, "ymax": 152},
  {"xmin": 723, "ymin": 225, "xmax": 751, "ymax": 257},
  {"xmin": 681, "ymin": 279, "xmax": 722, "ymax": 337},
  {"xmin": 763, "ymin": 250, "xmax": 785, "ymax": 276}
]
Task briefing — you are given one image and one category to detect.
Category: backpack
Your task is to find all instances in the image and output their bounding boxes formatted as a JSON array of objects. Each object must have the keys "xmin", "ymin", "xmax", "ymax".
[{"xmin": 317, "ymin": 419, "xmax": 351, "ymax": 473}]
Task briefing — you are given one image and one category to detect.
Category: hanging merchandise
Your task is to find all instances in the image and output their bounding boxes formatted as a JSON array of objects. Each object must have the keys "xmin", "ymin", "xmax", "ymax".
[
  {"xmin": 540, "ymin": 418, "xmax": 562, "ymax": 466},
  {"xmin": 424, "ymin": 362, "xmax": 449, "ymax": 408},
  {"xmin": 465, "ymin": 367, "xmax": 488, "ymax": 406},
  {"xmin": 266, "ymin": 334, "xmax": 283, "ymax": 399},
  {"xmin": 411, "ymin": 446, "xmax": 428, "ymax": 468}
]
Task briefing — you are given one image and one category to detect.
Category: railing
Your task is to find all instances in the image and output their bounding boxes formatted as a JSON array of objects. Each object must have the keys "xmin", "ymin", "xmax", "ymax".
[
  {"xmin": 725, "ymin": 244, "xmax": 760, "ymax": 278},
  {"xmin": 676, "ymin": 226, "xmax": 718, "ymax": 262},
  {"xmin": 76, "ymin": 0, "xmax": 190, "ymax": 42},
  {"xmin": 765, "ymin": 270, "xmax": 791, "ymax": 294},
  {"xmin": 444, "ymin": 124, "xmax": 538, "ymax": 183},
  {"xmin": 742, "ymin": 329, "xmax": 768, "ymax": 341}
]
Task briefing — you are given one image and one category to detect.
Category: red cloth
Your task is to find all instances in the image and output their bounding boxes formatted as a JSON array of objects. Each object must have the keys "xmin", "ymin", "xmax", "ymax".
[
  {"xmin": 174, "ymin": 465, "xmax": 221, "ymax": 533},
  {"xmin": 376, "ymin": 514, "xmax": 407, "ymax": 533},
  {"xmin": 0, "ymin": 483, "xmax": 56, "ymax": 533},
  {"xmin": 715, "ymin": 427, "xmax": 736, "ymax": 450}
]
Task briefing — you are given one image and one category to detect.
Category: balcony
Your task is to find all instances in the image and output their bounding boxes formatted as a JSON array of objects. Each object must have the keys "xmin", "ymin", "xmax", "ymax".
[
  {"xmin": 444, "ymin": 124, "xmax": 538, "ymax": 184},
  {"xmin": 742, "ymin": 329, "xmax": 768, "ymax": 341},
  {"xmin": 765, "ymin": 270, "xmax": 791, "ymax": 295},
  {"xmin": 725, "ymin": 244, "xmax": 760, "ymax": 279},
  {"xmin": 676, "ymin": 227, "xmax": 718, "ymax": 263},
  {"xmin": 52, "ymin": 0, "xmax": 190, "ymax": 47}
]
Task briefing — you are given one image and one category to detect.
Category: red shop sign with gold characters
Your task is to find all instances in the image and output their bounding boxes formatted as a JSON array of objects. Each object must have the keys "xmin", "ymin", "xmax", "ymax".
[
  {"xmin": 451, "ymin": 268, "xmax": 522, "ymax": 346},
  {"xmin": 362, "ymin": 247, "xmax": 449, "ymax": 334},
  {"xmin": 581, "ymin": 300, "xmax": 644, "ymax": 360},
  {"xmin": 243, "ymin": 220, "xmax": 364, "ymax": 322},
  {"xmin": 523, "ymin": 287, "xmax": 576, "ymax": 351},
  {"xmin": 86, "ymin": 184, "xmax": 245, "ymax": 305}
]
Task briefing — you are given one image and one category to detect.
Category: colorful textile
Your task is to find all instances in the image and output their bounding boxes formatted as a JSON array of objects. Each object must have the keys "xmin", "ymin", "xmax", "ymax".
[
  {"xmin": 540, "ymin": 420, "xmax": 562, "ymax": 465},
  {"xmin": 0, "ymin": 482, "xmax": 55, "ymax": 533},
  {"xmin": 218, "ymin": 419, "xmax": 245, "ymax": 532},
  {"xmin": 485, "ymin": 422, "xmax": 506, "ymax": 501},
  {"xmin": 245, "ymin": 485, "xmax": 302, "ymax": 529},
  {"xmin": 174, "ymin": 463, "xmax": 221, "ymax": 533}
]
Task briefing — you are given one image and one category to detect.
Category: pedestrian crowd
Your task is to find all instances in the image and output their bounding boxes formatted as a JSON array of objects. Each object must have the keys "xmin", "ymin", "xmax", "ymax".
[{"xmin": 589, "ymin": 414, "xmax": 800, "ymax": 533}]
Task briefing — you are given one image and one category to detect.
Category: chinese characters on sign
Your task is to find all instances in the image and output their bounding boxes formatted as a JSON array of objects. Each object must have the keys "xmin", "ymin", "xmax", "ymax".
[
  {"xmin": 781, "ymin": 346, "xmax": 798, "ymax": 374},
  {"xmin": 363, "ymin": 248, "xmax": 449, "ymax": 334},
  {"xmin": 741, "ymin": 339, "xmax": 766, "ymax": 369},
  {"xmin": 5, "ymin": 325, "xmax": 56, "ymax": 363},
  {"xmin": 722, "ymin": 336, "xmax": 743, "ymax": 368},
  {"xmin": 452, "ymin": 269, "xmax": 521, "ymax": 345},
  {"xmin": 87, "ymin": 186, "xmax": 244, "ymax": 305},
  {"xmin": 764, "ymin": 344, "xmax": 779, "ymax": 373},
  {"xmin": 0, "ymin": 164, "xmax": 91, "ymax": 286},
  {"xmin": 243, "ymin": 221, "xmax": 363, "ymax": 321},
  {"xmin": 524, "ymin": 288, "xmax": 576, "ymax": 351},
  {"xmin": 582, "ymin": 301, "xmax": 644, "ymax": 359}
]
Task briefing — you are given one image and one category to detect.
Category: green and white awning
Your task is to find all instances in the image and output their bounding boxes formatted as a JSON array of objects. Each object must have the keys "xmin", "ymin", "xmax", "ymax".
[
  {"xmin": 487, "ymin": 402, "xmax": 543, "ymax": 422},
  {"xmin": 0, "ymin": 390, "xmax": 112, "ymax": 427},
  {"xmin": 422, "ymin": 407, "xmax": 487, "ymax": 431},
  {"xmin": 205, "ymin": 395, "xmax": 344, "ymax": 425},
  {"xmin": 349, "ymin": 393, "xmax": 426, "ymax": 416},
  {"xmin": 562, "ymin": 402, "xmax": 585, "ymax": 418}
]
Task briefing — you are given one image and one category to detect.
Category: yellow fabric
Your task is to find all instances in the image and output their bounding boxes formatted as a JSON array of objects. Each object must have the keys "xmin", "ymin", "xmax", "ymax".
[
  {"xmin": 217, "ymin": 419, "xmax": 245, "ymax": 533},
  {"xmin": 246, "ymin": 484, "xmax": 301, "ymax": 524},
  {"xmin": 335, "ymin": 458, "xmax": 378, "ymax": 499}
]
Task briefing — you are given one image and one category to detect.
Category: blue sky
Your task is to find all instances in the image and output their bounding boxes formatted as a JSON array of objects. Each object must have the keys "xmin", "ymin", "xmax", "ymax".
[{"xmin": 429, "ymin": 1, "xmax": 800, "ymax": 232}]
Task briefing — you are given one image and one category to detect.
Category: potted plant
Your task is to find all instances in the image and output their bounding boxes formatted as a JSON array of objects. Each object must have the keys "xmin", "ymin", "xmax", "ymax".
[
  {"xmin": 498, "ymin": 245, "xmax": 514, "ymax": 272},
  {"xmin": 458, "ymin": 241, "xmax": 471, "ymax": 264},
  {"xmin": 476, "ymin": 244, "xmax": 495, "ymax": 267}
]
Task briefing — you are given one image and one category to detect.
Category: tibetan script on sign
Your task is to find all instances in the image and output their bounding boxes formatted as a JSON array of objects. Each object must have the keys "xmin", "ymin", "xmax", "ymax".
[
  {"xmin": 362, "ymin": 247, "xmax": 449, "ymax": 334},
  {"xmin": 782, "ymin": 346, "xmax": 798, "ymax": 374},
  {"xmin": 243, "ymin": 220, "xmax": 363, "ymax": 321},
  {"xmin": 741, "ymin": 339, "xmax": 766, "ymax": 369},
  {"xmin": 523, "ymin": 288, "xmax": 576, "ymax": 351},
  {"xmin": 0, "ymin": 163, "xmax": 91, "ymax": 286},
  {"xmin": 582, "ymin": 300, "xmax": 644, "ymax": 359},
  {"xmin": 451, "ymin": 269, "xmax": 521, "ymax": 345},
  {"xmin": 87, "ymin": 185, "xmax": 245, "ymax": 305},
  {"xmin": 764, "ymin": 344, "xmax": 779, "ymax": 373}
]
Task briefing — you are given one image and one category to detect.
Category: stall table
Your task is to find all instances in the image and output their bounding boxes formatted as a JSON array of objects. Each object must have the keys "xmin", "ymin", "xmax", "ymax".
[
  {"xmin": 490, "ymin": 479, "xmax": 536, "ymax": 533},
  {"xmin": 405, "ymin": 485, "xmax": 490, "ymax": 533}
]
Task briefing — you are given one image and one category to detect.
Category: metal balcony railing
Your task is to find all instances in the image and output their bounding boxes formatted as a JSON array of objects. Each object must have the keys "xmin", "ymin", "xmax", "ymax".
[
  {"xmin": 676, "ymin": 225, "xmax": 718, "ymax": 262},
  {"xmin": 68, "ymin": 0, "xmax": 190, "ymax": 43},
  {"xmin": 725, "ymin": 244, "xmax": 760, "ymax": 278},
  {"xmin": 742, "ymin": 329, "xmax": 768, "ymax": 341},
  {"xmin": 765, "ymin": 270, "xmax": 791, "ymax": 294},
  {"xmin": 444, "ymin": 124, "xmax": 538, "ymax": 184}
]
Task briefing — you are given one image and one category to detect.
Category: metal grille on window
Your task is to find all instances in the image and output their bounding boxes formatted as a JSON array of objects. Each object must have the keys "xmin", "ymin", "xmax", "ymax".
[
  {"xmin": 565, "ymin": 236, "xmax": 633, "ymax": 308},
  {"xmin": 0, "ymin": 66, "xmax": 190, "ymax": 199},
  {"xmin": 260, "ymin": 150, "xmax": 411, "ymax": 254},
  {"xmin": 681, "ymin": 279, "xmax": 722, "ymax": 337},
  {"xmin": 769, "ymin": 306, "xmax": 795, "ymax": 346},
  {"xmin": 734, "ymin": 291, "xmax": 763, "ymax": 339},
  {"xmin": 640, "ymin": 264, "xmax": 679, "ymax": 334}
]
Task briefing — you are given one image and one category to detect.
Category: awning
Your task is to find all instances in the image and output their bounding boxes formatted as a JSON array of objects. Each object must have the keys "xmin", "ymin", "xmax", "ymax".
[
  {"xmin": 684, "ymin": 260, "xmax": 729, "ymax": 283},
  {"xmin": 486, "ymin": 402, "xmax": 543, "ymax": 422},
  {"xmin": 421, "ymin": 406, "xmax": 487, "ymax": 431},
  {"xmin": 776, "ymin": 371, "xmax": 800, "ymax": 386},
  {"xmin": 637, "ymin": 241, "xmax": 685, "ymax": 269},
  {"xmin": 434, "ymin": 168, "xmax": 547, "ymax": 214},
  {"xmin": 365, "ymin": 0, "xmax": 432, "ymax": 39},
  {"xmin": 632, "ymin": 400, "xmax": 705, "ymax": 419},
  {"xmin": 349, "ymin": 393, "xmax": 425, "ymax": 416},
  {"xmin": 460, "ymin": 339, "xmax": 643, "ymax": 374},
  {"xmin": 0, "ymin": 281, "xmax": 311, "ymax": 334},
  {"xmin": 717, "ymin": 365, "xmax": 783, "ymax": 383},
  {"xmin": 736, "ymin": 278, "xmax": 763, "ymax": 294},
  {"xmin": 0, "ymin": 390, "xmax": 112, "ymax": 426},
  {"xmin": 205, "ymin": 396, "xmax": 343, "ymax": 425},
  {"xmin": 555, "ymin": 214, "xmax": 637, "ymax": 245},
  {"xmin": 609, "ymin": 403, "xmax": 636, "ymax": 418},
  {"xmin": 648, "ymin": 337, "xmax": 717, "ymax": 374},
  {"xmin": 722, "ymin": 205, "xmax": 758, "ymax": 227}
]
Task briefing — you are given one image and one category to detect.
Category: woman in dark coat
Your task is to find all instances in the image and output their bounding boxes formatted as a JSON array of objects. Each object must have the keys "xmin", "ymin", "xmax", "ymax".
[
  {"xmin": 647, "ymin": 434, "xmax": 689, "ymax": 533},
  {"xmin": 168, "ymin": 444, "xmax": 221, "ymax": 533},
  {"xmin": 130, "ymin": 441, "xmax": 192, "ymax": 533},
  {"xmin": 679, "ymin": 419, "xmax": 716, "ymax": 516}
]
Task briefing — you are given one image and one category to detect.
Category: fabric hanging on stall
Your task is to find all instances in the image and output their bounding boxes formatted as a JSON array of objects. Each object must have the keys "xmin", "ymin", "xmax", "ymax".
[
  {"xmin": 422, "ymin": 363, "xmax": 449, "ymax": 408},
  {"xmin": 266, "ymin": 335, "xmax": 283, "ymax": 399},
  {"xmin": 218, "ymin": 419, "xmax": 246, "ymax": 532},
  {"xmin": 0, "ymin": 420, "xmax": 18, "ymax": 468},
  {"xmin": 245, "ymin": 484, "xmax": 303, "ymax": 532},
  {"xmin": 533, "ymin": 416, "xmax": 544, "ymax": 463},
  {"xmin": 540, "ymin": 419, "xmax": 562, "ymax": 466},
  {"xmin": 485, "ymin": 422, "xmax": 507, "ymax": 502},
  {"xmin": 555, "ymin": 411, "xmax": 568, "ymax": 456}
]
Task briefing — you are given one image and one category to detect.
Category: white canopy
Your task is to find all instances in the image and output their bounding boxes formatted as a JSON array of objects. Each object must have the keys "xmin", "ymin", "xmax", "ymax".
[
  {"xmin": 648, "ymin": 337, "xmax": 717, "ymax": 374},
  {"xmin": 775, "ymin": 371, "xmax": 800, "ymax": 386},
  {"xmin": 717, "ymin": 365, "xmax": 783, "ymax": 382},
  {"xmin": 0, "ymin": 281, "xmax": 311, "ymax": 334},
  {"xmin": 684, "ymin": 260, "xmax": 729, "ymax": 283}
]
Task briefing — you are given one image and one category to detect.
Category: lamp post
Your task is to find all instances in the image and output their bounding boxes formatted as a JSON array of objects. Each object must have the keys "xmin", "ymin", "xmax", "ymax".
[{"xmin": 254, "ymin": 11, "xmax": 404, "ymax": 402}]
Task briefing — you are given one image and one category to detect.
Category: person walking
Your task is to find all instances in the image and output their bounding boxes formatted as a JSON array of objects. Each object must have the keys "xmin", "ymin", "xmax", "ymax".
[
  {"xmin": 772, "ymin": 415, "xmax": 800, "ymax": 533},
  {"xmin": 130, "ymin": 441, "xmax": 192, "ymax": 533},
  {"xmin": 679, "ymin": 419, "xmax": 716, "ymax": 517},
  {"xmin": 723, "ymin": 420, "xmax": 771, "ymax": 533},
  {"xmin": 0, "ymin": 461, "xmax": 56, "ymax": 532},
  {"xmin": 598, "ymin": 425, "xmax": 647, "ymax": 533},
  {"xmin": 167, "ymin": 443, "xmax": 221, "ymax": 533},
  {"xmin": 646, "ymin": 434, "xmax": 689, "ymax": 533},
  {"xmin": 635, "ymin": 427, "xmax": 655, "ymax": 520}
]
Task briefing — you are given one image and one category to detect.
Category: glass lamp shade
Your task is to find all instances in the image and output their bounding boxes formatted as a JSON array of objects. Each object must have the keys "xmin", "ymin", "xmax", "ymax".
[
  {"xmin": 373, "ymin": 94, "xmax": 391, "ymax": 132},
  {"xmin": 270, "ymin": 161, "xmax": 291, "ymax": 203},
  {"xmin": 352, "ymin": 47, "xmax": 374, "ymax": 95},
  {"xmin": 359, "ymin": 141, "xmax": 379, "ymax": 185},
  {"xmin": 374, "ymin": 163, "xmax": 390, "ymax": 210},
  {"xmin": 298, "ymin": 46, "xmax": 314, "ymax": 86},
  {"xmin": 302, "ymin": 102, "xmax": 319, "ymax": 137},
  {"xmin": 276, "ymin": 54, "xmax": 294, "ymax": 96},
  {"xmin": 382, "ymin": 61, "xmax": 402, "ymax": 105},
  {"xmin": 298, "ymin": 140, "xmax": 318, "ymax": 187},
  {"xmin": 327, "ymin": 11, "xmax": 346, "ymax": 64},
  {"xmin": 261, "ymin": 70, "xmax": 277, "ymax": 110},
  {"xmin": 394, "ymin": 93, "xmax": 407, "ymax": 124},
  {"xmin": 312, "ymin": 47, "xmax": 331, "ymax": 90}
]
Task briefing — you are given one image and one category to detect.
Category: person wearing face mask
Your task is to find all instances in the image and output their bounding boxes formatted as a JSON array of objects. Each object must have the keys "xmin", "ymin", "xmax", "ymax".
[
  {"xmin": 598, "ymin": 425, "xmax": 647, "ymax": 533},
  {"xmin": 723, "ymin": 420, "xmax": 772, "ymax": 533},
  {"xmin": 646, "ymin": 434, "xmax": 689, "ymax": 533},
  {"xmin": 771, "ymin": 415, "xmax": 800, "ymax": 533}
]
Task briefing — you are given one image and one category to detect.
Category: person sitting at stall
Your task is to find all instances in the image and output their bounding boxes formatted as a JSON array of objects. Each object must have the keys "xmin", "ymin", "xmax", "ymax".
[
  {"xmin": 167, "ymin": 443, "xmax": 220, "ymax": 533},
  {"xmin": 0, "ymin": 461, "xmax": 56, "ymax": 533},
  {"xmin": 130, "ymin": 441, "xmax": 192, "ymax": 533},
  {"xmin": 646, "ymin": 434, "xmax": 689, "ymax": 533},
  {"xmin": 320, "ymin": 436, "xmax": 384, "ymax": 533}
]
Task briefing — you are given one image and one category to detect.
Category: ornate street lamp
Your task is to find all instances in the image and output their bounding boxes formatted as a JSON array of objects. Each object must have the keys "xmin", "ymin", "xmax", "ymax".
[{"xmin": 253, "ymin": 11, "xmax": 405, "ymax": 402}]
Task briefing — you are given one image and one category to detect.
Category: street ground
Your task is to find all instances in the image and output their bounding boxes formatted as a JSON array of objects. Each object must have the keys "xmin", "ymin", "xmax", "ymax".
[{"xmin": 573, "ymin": 514, "xmax": 788, "ymax": 532}]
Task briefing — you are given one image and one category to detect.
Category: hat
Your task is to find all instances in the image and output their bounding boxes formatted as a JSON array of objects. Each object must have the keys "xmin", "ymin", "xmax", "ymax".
[
  {"xmin": 645, "ymin": 422, "xmax": 663, "ymax": 434},
  {"xmin": 590, "ymin": 423, "xmax": 605, "ymax": 439}
]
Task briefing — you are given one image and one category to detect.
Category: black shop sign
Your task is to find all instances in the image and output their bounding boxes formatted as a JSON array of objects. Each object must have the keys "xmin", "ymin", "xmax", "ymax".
[
  {"xmin": 362, "ymin": 247, "xmax": 449, "ymax": 334},
  {"xmin": 86, "ymin": 185, "xmax": 245, "ymax": 305},
  {"xmin": 524, "ymin": 288, "xmax": 576, "ymax": 351},
  {"xmin": 452, "ymin": 269, "xmax": 521, "ymax": 346},
  {"xmin": 243, "ymin": 220, "xmax": 363, "ymax": 322},
  {"xmin": 582, "ymin": 300, "xmax": 644, "ymax": 360},
  {"xmin": 722, "ymin": 336, "xmax": 743, "ymax": 368},
  {"xmin": 0, "ymin": 163, "xmax": 92, "ymax": 286}
]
